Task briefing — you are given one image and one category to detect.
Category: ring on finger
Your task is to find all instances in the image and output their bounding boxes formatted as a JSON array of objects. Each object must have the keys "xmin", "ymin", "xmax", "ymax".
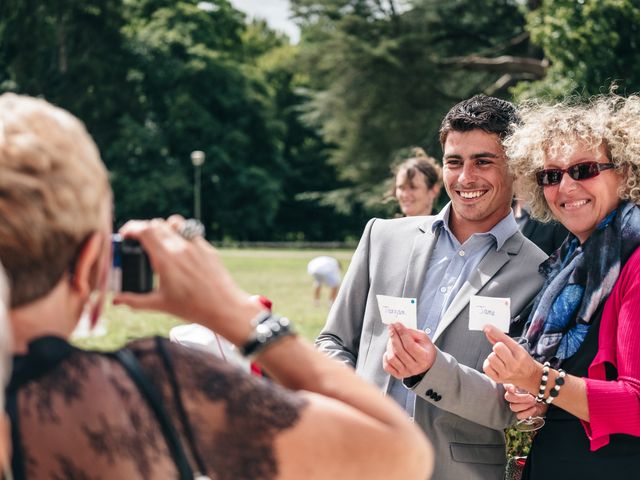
[{"xmin": 177, "ymin": 219, "xmax": 205, "ymax": 241}]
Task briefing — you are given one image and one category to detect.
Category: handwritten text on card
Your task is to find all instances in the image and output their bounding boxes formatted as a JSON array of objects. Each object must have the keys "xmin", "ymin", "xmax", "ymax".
[
  {"xmin": 376, "ymin": 295, "xmax": 417, "ymax": 329},
  {"xmin": 469, "ymin": 295, "xmax": 510, "ymax": 332}
]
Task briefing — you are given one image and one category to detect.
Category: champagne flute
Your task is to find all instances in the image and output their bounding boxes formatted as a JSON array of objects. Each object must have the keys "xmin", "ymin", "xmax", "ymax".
[{"xmin": 513, "ymin": 387, "xmax": 545, "ymax": 432}]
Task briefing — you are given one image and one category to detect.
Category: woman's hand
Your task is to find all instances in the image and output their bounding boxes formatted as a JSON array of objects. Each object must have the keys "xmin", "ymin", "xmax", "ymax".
[
  {"xmin": 112, "ymin": 216, "xmax": 263, "ymax": 346},
  {"xmin": 482, "ymin": 325, "xmax": 541, "ymax": 392},
  {"xmin": 504, "ymin": 384, "xmax": 548, "ymax": 421}
]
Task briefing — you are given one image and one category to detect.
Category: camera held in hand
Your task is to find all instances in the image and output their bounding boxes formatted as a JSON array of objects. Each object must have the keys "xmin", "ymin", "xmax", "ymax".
[{"xmin": 111, "ymin": 234, "xmax": 153, "ymax": 293}]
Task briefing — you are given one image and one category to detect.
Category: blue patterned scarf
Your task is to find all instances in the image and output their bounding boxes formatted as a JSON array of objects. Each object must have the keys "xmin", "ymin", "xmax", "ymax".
[{"xmin": 523, "ymin": 202, "xmax": 640, "ymax": 367}]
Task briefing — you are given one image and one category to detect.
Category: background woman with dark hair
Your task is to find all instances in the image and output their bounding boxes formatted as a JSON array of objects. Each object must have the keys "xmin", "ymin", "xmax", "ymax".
[{"xmin": 390, "ymin": 147, "xmax": 442, "ymax": 216}]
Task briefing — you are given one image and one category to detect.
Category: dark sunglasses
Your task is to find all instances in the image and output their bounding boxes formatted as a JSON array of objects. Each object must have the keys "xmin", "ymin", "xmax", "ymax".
[{"xmin": 535, "ymin": 161, "xmax": 616, "ymax": 187}]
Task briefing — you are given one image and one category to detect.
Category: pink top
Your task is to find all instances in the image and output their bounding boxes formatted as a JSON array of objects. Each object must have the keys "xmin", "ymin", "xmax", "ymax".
[{"xmin": 581, "ymin": 247, "xmax": 640, "ymax": 450}]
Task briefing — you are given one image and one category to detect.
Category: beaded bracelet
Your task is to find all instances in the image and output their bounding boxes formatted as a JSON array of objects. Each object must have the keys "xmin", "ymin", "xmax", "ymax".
[
  {"xmin": 240, "ymin": 312, "xmax": 296, "ymax": 359},
  {"xmin": 536, "ymin": 362, "xmax": 550, "ymax": 403},
  {"xmin": 545, "ymin": 368, "xmax": 566, "ymax": 405}
]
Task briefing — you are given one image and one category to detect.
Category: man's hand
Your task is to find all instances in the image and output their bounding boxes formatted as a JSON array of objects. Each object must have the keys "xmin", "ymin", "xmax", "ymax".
[{"xmin": 382, "ymin": 323, "xmax": 436, "ymax": 379}]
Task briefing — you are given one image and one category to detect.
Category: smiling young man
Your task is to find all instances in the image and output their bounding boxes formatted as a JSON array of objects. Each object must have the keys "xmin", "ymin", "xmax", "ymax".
[{"xmin": 316, "ymin": 95, "xmax": 548, "ymax": 480}]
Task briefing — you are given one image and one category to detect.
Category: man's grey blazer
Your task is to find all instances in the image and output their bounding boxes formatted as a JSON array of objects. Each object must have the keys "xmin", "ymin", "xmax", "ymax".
[{"xmin": 316, "ymin": 215, "xmax": 547, "ymax": 480}]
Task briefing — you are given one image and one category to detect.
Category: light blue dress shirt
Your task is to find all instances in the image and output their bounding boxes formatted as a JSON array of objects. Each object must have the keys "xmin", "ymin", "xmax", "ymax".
[{"xmin": 388, "ymin": 203, "xmax": 519, "ymax": 415}]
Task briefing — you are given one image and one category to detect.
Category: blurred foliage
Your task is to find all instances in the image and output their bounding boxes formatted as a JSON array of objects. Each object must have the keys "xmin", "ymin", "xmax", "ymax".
[
  {"xmin": 1, "ymin": 0, "xmax": 638, "ymax": 239},
  {"xmin": 0, "ymin": 0, "xmax": 366, "ymax": 241},
  {"xmin": 291, "ymin": 0, "xmax": 533, "ymax": 211},
  {"xmin": 0, "ymin": 0, "xmax": 134, "ymax": 149},
  {"xmin": 506, "ymin": 427, "xmax": 533, "ymax": 458},
  {"xmin": 257, "ymin": 41, "xmax": 371, "ymax": 240},
  {"xmin": 513, "ymin": 0, "xmax": 640, "ymax": 100},
  {"xmin": 111, "ymin": 0, "xmax": 287, "ymax": 239}
]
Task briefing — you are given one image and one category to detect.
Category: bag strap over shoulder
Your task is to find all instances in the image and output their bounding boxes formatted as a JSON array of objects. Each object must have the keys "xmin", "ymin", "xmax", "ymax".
[
  {"xmin": 155, "ymin": 337, "xmax": 209, "ymax": 477},
  {"xmin": 113, "ymin": 348, "xmax": 196, "ymax": 480},
  {"xmin": 7, "ymin": 388, "xmax": 25, "ymax": 480}
]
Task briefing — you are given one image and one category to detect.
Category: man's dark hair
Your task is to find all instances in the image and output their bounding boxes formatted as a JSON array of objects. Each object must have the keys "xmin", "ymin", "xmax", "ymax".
[{"xmin": 439, "ymin": 94, "xmax": 519, "ymax": 147}]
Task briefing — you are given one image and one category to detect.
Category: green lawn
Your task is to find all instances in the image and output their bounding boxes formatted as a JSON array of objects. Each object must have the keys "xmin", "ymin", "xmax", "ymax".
[{"xmin": 74, "ymin": 248, "xmax": 354, "ymax": 350}]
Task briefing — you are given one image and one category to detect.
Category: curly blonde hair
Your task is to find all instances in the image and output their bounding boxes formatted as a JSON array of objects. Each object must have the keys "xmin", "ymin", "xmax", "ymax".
[
  {"xmin": 0, "ymin": 94, "xmax": 111, "ymax": 307},
  {"xmin": 505, "ymin": 94, "xmax": 640, "ymax": 222}
]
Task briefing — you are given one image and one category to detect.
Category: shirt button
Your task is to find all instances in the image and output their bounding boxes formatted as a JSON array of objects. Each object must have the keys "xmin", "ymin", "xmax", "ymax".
[
  {"xmin": 440, "ymin": 286, "xmax": 447, "ymax": 293},
  {"xmin": 425, "ymin": 328, "xmax": 432, "ymax": 335},
  {"xmin": 458, "ymin": 250, "xmax": 465, "ymax": 257}
]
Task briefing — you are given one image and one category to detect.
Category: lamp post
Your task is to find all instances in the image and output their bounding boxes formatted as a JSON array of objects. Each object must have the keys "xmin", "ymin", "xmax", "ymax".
[{"xmin": 190, "ymin": 150, "xmax": 205, "ymax": 222}]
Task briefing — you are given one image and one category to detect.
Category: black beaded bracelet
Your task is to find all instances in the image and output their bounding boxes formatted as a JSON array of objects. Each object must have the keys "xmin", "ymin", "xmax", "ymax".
[
  {"xmin": 545, "ymin": 368, "xmax": 566, "ymax": 405},
  {"xmin": 536, "ymin": 362, "xmax": 550, "ymax": 403},
  {"xmin": 240, "ymin": 313, "xmax": 296, "ymax": 359}
]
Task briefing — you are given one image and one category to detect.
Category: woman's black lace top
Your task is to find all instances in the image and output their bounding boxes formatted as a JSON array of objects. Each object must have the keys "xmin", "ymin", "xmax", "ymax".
[{"xmin": 7, "ymin": 335, "xmax": 306, "ymax": 479}]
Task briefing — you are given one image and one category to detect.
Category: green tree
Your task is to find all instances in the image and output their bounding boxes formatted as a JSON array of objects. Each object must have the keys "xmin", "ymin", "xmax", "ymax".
[
  {"xmin": 0, "ymin": 0, "xmax": 134, "ymax": 150},
  {"xmin": 291, "ymin": 0, "xmax": 534, "ymax": 211},
  {"xmin": 110, "ymin": 0, "xmax": 287, "ymax": 240},
  {"xmin": 257, "ymin": 40, "xmax": 370, "ymax": 241},
  {"xmin": 513, "ymin": 0, "xmax": 640, "ymax": 99},
  {"xmin": 1, "ymin": 1, "xmax": 290, "ymax": 240}
]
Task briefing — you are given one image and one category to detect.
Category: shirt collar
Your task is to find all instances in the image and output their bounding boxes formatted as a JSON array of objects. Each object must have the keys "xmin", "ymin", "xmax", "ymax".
[{"xmin": 431, "ymin": 202, "xmax": 518, "ymax": 250}]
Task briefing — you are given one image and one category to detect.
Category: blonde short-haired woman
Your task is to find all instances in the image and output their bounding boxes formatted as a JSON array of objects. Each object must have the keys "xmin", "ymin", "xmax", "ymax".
[{"xmin": 0, "ymin": 93, "xmax": 432, "ymax": 479}]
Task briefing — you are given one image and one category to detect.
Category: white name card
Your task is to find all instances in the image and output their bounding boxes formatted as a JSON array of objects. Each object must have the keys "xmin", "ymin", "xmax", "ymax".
[
  {"xmin": 469, "ymin": 295, "xmax": 510, "ymax": 332},
  {"xmin": 376, "ymin": 295, "xmax": 417, "ymax": 329}
]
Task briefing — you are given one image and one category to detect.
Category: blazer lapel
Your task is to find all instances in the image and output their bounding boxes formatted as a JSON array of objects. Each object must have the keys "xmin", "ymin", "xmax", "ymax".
[
  {"xmin": 402, "ymin": 220, "xmax": 438, "ymax": 300},
  {"xmin": 432, "ymin": 233, "xmax": 524, "ymax": 343},
  {"xmin": 383, "ymin": 219, "xmax": 437, "ymax": 395}
]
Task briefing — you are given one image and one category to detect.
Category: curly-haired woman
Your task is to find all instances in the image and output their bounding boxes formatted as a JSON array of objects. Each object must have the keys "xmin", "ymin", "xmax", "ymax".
[{"xmin": 482, "ymin": 94, "xmax": 640, "ymax": 478}]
